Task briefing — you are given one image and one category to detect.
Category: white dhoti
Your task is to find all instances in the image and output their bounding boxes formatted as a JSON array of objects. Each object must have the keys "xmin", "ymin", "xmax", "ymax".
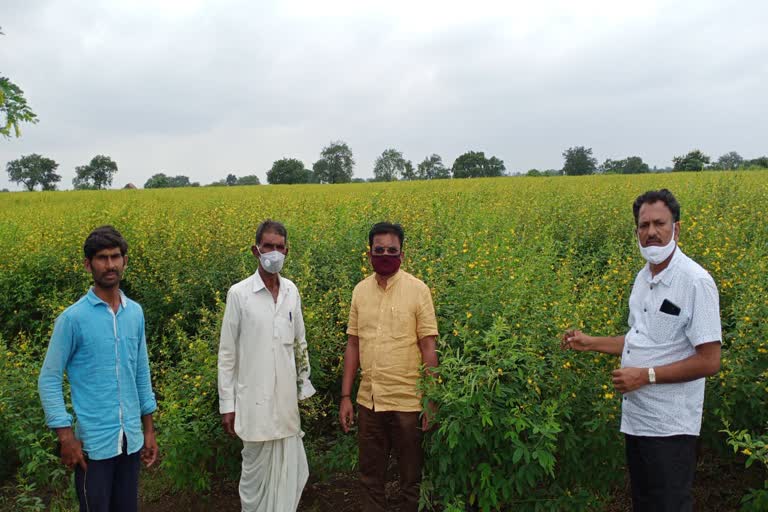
[{"xmin": 239, "ymin": 433, "xmax": 309, "ymax": 512}]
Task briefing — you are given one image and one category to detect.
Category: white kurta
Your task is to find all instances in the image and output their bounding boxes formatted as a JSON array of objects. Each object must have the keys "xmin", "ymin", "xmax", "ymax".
[
  {"xmin": 217, "ymin": 271, "xmax": 316, "ymax": 511},
  {"xmin": 218, "ymin": 271, "xmax": 316, "ymax": 441}
]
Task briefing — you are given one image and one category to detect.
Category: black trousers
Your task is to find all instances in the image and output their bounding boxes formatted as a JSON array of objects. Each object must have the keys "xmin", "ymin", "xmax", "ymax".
[
  {"xmin": 625, "ymin": 434, "xmax": 698, "ymax": 512},
  {"xmin": 74, "ymin": 440, "xmax": 141, "ymax": 512}
]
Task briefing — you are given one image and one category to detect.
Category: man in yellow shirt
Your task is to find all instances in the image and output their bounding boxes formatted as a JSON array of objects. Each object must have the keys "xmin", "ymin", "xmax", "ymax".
[{"xmin": 339, "ymin": 222, "xmax": 439, "ymax": 512}]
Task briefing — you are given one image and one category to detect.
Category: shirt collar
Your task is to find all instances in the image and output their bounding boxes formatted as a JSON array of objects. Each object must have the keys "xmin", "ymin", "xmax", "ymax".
[
  {"xmin": 251, "ymin": 270, "xmax": 286, "ymax": 295},
  {"xmin": 642, "ymin": 247, "xmax": 683, "ymax": 286},
  {"xmin": 86, "ymin": 287, "xmax": 127, "ymax": 308}
]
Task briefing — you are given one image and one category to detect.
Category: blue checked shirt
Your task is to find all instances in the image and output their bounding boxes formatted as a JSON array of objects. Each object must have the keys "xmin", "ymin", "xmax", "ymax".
[{"xmin": 38, "ymin": 288, "xmax": 157, "ymax": 460}]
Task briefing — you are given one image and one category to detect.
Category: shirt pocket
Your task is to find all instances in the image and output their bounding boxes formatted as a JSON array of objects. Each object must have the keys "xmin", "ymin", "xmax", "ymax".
[
  {"xmin": 123, "ymin": 336, "xmax": 140, "ymax": 365},
  {"xmin": 237, "ymin": 381, "xmax": 264, "ymax": 405},
  {"xmin": 275, "ymin": 314, "xmax": 294, "ymax": 344},
  {"xmin": 389, "ymin": 304, "xmax": 415, "ymax": 339},
  {"xmin": 649, "ymin": 308, "xmax": 686, "ymax": 343}
]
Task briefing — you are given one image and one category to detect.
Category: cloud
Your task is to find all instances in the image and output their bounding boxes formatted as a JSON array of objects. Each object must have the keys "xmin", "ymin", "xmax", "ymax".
[{"xmin": 1, "ymin": 0, "xmax": 766, "ymax": 189}]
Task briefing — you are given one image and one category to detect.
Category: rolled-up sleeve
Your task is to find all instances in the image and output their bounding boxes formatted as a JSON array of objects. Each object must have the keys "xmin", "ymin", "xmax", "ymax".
[
  {"xmin": 136, "ymin": 313, "xmax": 157, "ymax": 416},
  {"xmin": 293, "ymin": 294, "xmax": 316, "ymax": 400},
  {"xmin": 218, "ymin": 288, "xmax": 240, "ymax": 414},
  {"xmin": 38, "ymin": 314, "xmax": 75, "ymax": 429}
]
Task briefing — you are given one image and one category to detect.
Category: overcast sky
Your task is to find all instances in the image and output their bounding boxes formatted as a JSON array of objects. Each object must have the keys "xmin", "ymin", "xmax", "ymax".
[{"xmin": 1, "ymin": 0, "xmax": 766, "ymax": 189}]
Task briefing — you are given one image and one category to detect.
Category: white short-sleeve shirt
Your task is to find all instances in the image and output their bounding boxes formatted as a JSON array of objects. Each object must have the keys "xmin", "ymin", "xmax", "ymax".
[{"xmin": 621, "ymin": 248, "xmax": 722, "ymax": 437}]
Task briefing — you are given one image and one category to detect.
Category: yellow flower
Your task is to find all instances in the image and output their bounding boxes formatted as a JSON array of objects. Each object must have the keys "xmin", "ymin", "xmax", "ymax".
[
  {"xmin": 742, "ymin": 448, "xmax": 752, "ymax": 456},
  {"xmin": 497, "ymin": 368, "xmax": 503, "ymax": 375},
  {"xmin": 466, "ymin": 312, "xmax": 472, "ymax": 319},
  {"xmin": 604, "ymin": 393, "xmax": 615, "ymax": 400}
]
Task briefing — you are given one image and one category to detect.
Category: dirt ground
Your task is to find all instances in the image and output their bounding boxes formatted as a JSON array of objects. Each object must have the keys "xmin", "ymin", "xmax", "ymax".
[{"xmin": 139, "ymin": 449, "xmax": 762, "ymax": 512}]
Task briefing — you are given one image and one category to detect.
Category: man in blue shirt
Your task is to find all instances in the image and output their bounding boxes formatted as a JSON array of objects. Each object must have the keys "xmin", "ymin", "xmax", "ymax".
[{"xmin": 38, "ymin": 226, "xmax": 158, "ymax": 512}]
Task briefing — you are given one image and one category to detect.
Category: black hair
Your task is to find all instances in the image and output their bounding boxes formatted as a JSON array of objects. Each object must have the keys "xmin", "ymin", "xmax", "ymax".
[
  {"xmin": 255, "ymin": 219, "xmax": 288, "ymax": 245},
  {"xmin": 632, "ymin": 189, "xmax": 681, "ymax": 226},
  {"xmin": 83, "ymin": 225, "xmax": 128, "ymax": 260},
  {"xmin": 368, "ymin": 222, "xmax": 405, "ymax": 249}
]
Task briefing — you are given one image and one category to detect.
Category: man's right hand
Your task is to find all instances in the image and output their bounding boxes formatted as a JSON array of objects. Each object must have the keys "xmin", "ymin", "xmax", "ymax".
[
  {"xmin": 58, "ymin": 431, "xmax": 87, "ymax": 471},
  {"xmin": 561, "ymin": 329, "xmax": 592, "ymax": 351},
  {"xmin": 339, "ymin": 397, "xmax": 355, "ymax": 433},
  {"xmin": 221, "ymin": 412, "xmax": 236, "ymax": 437}
]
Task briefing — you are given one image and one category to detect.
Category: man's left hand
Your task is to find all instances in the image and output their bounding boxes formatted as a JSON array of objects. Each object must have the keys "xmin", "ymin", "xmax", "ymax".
[
  {"xmin": 141, "ymin": 431, "xmax": 158, "ymax": 467},
  {"xmin": 422, "ymin": 401, "xmax": 438, "ymax": 432},
  {"xmin": 612, "ymin": 367, "xmax": 649, "ymax": 393}
]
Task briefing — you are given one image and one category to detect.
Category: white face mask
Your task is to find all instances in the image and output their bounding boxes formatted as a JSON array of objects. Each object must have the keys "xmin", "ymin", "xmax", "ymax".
[
  {"xmin": 257, "ymin": 248, "xmax": 285, "ymax": 274},
  {"xmin": 637, "ymin": 224, "xmax": 677, "ymax": 264}
]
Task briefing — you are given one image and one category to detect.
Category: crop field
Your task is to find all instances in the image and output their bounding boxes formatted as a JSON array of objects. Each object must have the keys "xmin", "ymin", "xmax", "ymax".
[{"xmin": 0, "ymin": 171, "xmax": 767, "ymax": 511}]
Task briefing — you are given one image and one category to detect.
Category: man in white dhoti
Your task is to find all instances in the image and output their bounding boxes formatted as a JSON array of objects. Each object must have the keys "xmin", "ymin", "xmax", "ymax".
[{"xmin": 218, "ymin": 220, "xmax": 316, "ymax": 512}]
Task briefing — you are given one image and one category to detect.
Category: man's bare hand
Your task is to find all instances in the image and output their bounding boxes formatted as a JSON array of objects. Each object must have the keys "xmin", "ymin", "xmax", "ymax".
[
  {"xmin": 221, "ymin": 412, "xmax": 236, "ymax": 437},
  {"xmin": 141, "ymin": 430, "xmax": 158, "ymax": 467},
  {"xmin": 339, "ymin": 397, "xmax": 355, "ymax": 433},
  {"xmin": 60, "ymin": 435, "xmax": 87, "ymax": 471},
  {"xmin": 421, "ymin": 401, "xmax": 438, "ymax": 432},
  {"xmin": 561, "ymin": 329, "xmax": 593, "ymax": 351},
  {"xmin": 612, "ymin": 367, "xmax": 649, "ymax": 393}
]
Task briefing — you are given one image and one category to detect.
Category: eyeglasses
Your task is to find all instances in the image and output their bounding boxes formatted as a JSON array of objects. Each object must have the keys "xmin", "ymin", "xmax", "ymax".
[{"xmin": 371, "ymin": 246, "xmax": 401, "ymax": 256}]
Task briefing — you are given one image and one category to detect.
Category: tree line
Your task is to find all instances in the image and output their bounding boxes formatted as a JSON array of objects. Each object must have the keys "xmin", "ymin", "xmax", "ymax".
[{"xmin": 4, "ymin": 144, "xmax": 768, "ymax": 192}]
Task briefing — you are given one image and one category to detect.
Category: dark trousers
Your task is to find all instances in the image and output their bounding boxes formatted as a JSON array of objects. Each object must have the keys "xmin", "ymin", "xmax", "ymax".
[
  {"xmin": 74, "ymin": 442, "xmax": 141, "ymax": 512},
  {"xmin": 358, "ymin": 404, "xmax": 424, "ymax": 512},
  {"xmin": 625, "ymin": 434, "xmax": 698, "ymax": 512}
]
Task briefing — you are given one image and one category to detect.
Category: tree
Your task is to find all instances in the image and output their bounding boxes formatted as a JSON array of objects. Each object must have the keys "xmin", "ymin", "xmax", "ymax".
[
  {"xmin": 744, "ymin": 156, "xmax": 768, "ymax": 168},
  {"xmin": 144, "ymin": 173, "xmax": 198, "ymax": 188},
  {"xmin": 373, "ymin": 148, "xmax": 409, "ymax": 182},
  {"xmin": 672, "ymin": 150, "xmax": 710, "ymax": 172},
  {"xmin": 714, "ymin": 151, "xmax": 743, "ymax": 170},
  {"xmin": 267, "ymin": 158, "xmax": 311, "ymax": 184},
  {"xmin": 401, "ymin": 161, "xmax": 417, "ymax": 181},
  {"xmin": 417, "ymin": 154, "xmax": 451, "ymax": 179},
  {"xmin": 73, "ymin": 155, "xmax": 118, "ymax": 190},
  {"xmin": 1, "ymin": 28, "xmax": 38, "ymax": 138},
  {"xmin": 144, "ymin": 173, "xmax": 171, "ymax": 188},
  {"xmin": 526, "ymin": 169, "xmax": 542, "ymax": 177},
  {"xmin": 312, "ymin": 141, "xmax": 354, "ymax": 184},
  {"xmin": 600, "ymin": 156, "xmax": 649, "ymax": 174},
  {"xmin": 225, "ymin": 173, "xmax": 238, "ymax": 186},
  {"xmin": 237, "ymin": 175, "xmax": 261, "ymax": 185},
  {"xmin": 452, "ymin": 151, "xmax": 505, "ymax": 178},
  {"xmin": 562, "ymin": 146, "xmax": 597, "ymax": 175},
  {"xmin": 5, "ymin": 154, "xmax": 61, "ymax": 191}
]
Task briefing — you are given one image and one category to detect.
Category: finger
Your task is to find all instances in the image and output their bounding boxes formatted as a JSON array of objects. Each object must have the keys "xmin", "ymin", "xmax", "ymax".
[
  {"xmin": 146, "ymin": 447, "xmax": 158, "ymax": 467},
  {"xmin": 78, "ymin": 457, "xmax": 88, "ymax": 472}
]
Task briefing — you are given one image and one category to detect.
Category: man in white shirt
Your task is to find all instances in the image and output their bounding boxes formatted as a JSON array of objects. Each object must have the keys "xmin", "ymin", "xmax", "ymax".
[
  {"xmin": 218, "ymin": 220, "xmax": 316, "ymax": 512},
  {"xmin": 562, "ymin": 189, "xmax": 721, "ymax": 512}
]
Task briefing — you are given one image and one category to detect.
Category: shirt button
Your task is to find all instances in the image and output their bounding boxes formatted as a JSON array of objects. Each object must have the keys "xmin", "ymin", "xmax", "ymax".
[
  {"xmin": 643, "ymin": 308, "xmax": 647, "ymax": 312},
  {"xmin": 626, "ymin": 350, "xmax": 630, "ymax": 354},
  {"xmin": 624, "ymin": 397, "xmax": 628, "ymax": 401},
  {"xmin": 650, "ymin": 285, "xmax": 653, "ymax": 290},
  {"xmin": 635, "ymin": 329, "xmax": 639, "ymax": 333}
]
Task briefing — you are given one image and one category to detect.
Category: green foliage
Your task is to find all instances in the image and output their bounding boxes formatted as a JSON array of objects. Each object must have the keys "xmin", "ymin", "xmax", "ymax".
[
  {"xmin": 144, "ymin": 173, "xmax": 199, "ymax": 188},
  {"xmin": 72, "ymin": 155, "xmax": 118, "ymax": 190},
  {"xmin": 601, "ymin": 156, "xmax": 649, "ymax": 174},
  {"xmin": 451, "ymin": 151, "xmax": 505, "ymax": 178},
  {"xmin": 417, "ymin": 154, "xmax": 451, "ymax": 180},
  {"xmin": 0, "ymin": 77, "xmax": 38, "ymax": 139},
  {"xmin": 722, "ymin": 423, "xmax": 768, "ymax": 511},
  {"xmin": 313, "ymin": 141, "xmax": 355, "ymax": 183},
  {"xmin": 5, "ymin": 154, "xmax": 61, "ymax": 191},
  {"xmin": 672, "ymin": 149, "xmax": 711, "ymax": 172},
  {"xmin": 562, "ymin": 146, "xmax": 597, "ymax": 175},
  {"xmin": 267, "ymin": 158, "xmax": 311, "ymax": 184},
  {"xmin": 373, "ymin": 148, "xmax": 410, "ymax": 182},
  {"xmin": 236, "ymin": 175, "xmax": 260, "ymax": 186},
  {"xmin": 714, "ymin": 151, "xmax": 744, "ymax": 171}
]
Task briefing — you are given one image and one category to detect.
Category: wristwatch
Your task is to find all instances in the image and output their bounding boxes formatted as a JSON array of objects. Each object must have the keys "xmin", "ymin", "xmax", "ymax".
[{"xmin": 648, "ymin": 367, "xmax": 656, "ymax": 384}]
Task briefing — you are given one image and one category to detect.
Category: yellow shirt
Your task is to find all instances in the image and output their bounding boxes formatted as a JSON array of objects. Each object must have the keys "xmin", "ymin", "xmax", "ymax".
[{"xmin": 347, "ymin": 270, "xmax": 439, "ymax": 412}]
